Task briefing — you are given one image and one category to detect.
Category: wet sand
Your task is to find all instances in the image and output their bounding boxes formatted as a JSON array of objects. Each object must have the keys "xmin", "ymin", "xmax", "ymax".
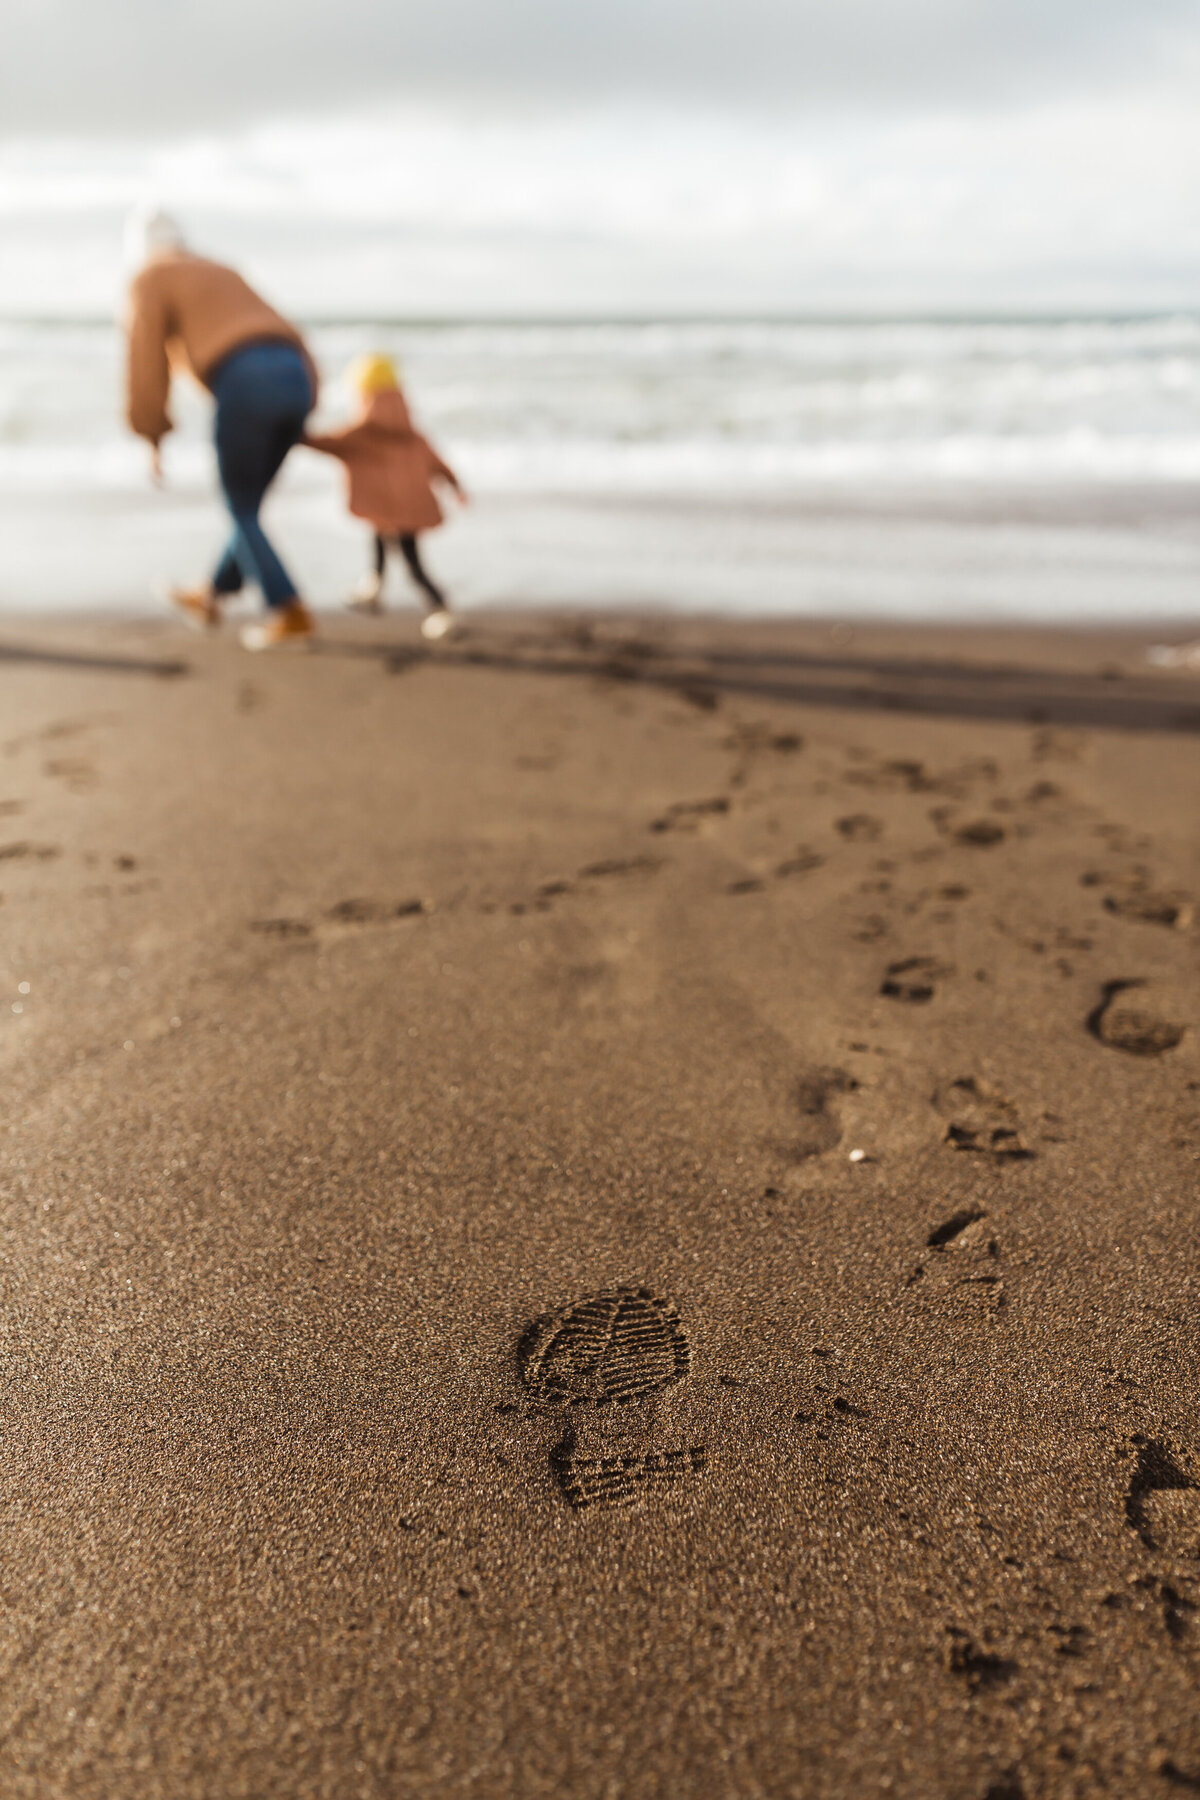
[
  {"xmin": 1, "ymin": 610, "xmax": 1199, "ymax": 1799},
  {"xmin": 8, "ymin": 479, "xmax": 1200, "ymax": 625}
]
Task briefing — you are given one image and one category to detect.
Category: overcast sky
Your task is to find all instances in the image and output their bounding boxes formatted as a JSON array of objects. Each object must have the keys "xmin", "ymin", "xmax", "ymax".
[
  {"xmin": 3, "ymin": 0, "xmax": 1200, "ymax": 313},
  {"xmin": 3, "ymin": 0, "xmax": 1199, "ymax": 125}
]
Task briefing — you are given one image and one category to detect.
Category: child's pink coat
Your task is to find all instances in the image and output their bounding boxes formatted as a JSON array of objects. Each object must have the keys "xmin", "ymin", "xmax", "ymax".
[{"xmin": 305, "ymin": 390, "xmax": 458, "ymax": 535}]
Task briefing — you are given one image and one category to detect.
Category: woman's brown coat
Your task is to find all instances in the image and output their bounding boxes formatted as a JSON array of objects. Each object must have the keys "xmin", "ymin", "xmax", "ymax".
[{"xmin": 125, "ymin": 252, "xmax": 314, "ymax": 445}]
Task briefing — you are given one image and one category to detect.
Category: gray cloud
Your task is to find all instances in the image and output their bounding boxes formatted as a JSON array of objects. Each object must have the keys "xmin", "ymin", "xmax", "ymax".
[{"xmin": 4, "ymin": 0, "xmax": 1199, "ymax": 133}]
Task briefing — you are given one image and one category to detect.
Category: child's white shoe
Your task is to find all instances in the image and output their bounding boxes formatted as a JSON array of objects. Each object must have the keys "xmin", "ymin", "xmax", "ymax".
[
  {"xmin": 1147, "ymin": 640, "xmax": 1200, "ymax": 669},
  {"xmin": 346, "ymin": 574, "xmax": 384, "ymax": 615},
  {"xmin": 420, "ymin": 609, "xmax": 455, "ymax": 642}
]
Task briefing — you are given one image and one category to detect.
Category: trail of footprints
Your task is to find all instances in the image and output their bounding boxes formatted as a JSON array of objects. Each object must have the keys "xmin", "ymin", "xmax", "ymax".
[
  {"xmin": 831, "ymin": 743, "xmax": 1194, "ymax": 1067},
  {"xmin": 245, "ymin": 721, "xmax": 1194, "ymax": 1079},
  {"xmin": 242, "ymin": 713, "xmax": 1192, "ymax": 1292},
  {"xmin": 247, "ymin": 852, "xmax": 665, "ymax": 942},
  {"xmin": 109, "ymin": 687, "xmax": 1200, "ymax": 1764}
]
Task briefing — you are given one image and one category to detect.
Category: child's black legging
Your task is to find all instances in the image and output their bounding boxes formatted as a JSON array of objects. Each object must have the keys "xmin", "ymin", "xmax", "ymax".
[{"xmin": 374, "ymin": 533, "xmax": 447, "ymax": 609}]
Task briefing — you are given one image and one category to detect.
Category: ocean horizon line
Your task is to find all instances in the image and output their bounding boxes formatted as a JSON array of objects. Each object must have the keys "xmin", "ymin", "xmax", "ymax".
[{"xmin": 4, "ymin": 307, "xmax": 1200, "ymax": 332}]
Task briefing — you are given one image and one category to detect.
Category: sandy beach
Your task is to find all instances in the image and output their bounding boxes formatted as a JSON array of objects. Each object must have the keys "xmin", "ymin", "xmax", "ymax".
[{"xmin": 2, "ymin": 609, "xmax": 1199, "ymax": 1799}]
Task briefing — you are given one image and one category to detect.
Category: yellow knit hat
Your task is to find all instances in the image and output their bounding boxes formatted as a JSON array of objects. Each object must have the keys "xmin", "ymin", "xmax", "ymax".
[{"xmin": 348, "ymin": 352, "xmax": 401, "ymax": 398}]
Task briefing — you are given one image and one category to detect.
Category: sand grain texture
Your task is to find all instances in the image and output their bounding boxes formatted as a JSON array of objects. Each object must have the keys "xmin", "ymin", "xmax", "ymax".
[{"xmin": 0, "ymin": 613, "xmax": 1198, "ymax": 1799}]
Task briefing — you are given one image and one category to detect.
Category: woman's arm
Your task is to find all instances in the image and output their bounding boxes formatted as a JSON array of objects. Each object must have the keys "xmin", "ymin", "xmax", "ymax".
[
  {"xmin": 124, "ymin": 270, "xmax": 173, "ymax": 446},
  {"xmin": 302, "ymin": 431, "xmax": 347, "ymax": 458},
  {"xmin": 302, "ymin": 421, "xmax": 366, "ymax": 460}
]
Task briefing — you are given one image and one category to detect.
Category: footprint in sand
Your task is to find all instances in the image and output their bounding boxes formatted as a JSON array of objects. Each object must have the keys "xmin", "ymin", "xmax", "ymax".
[
  {"xmin": 880, "ymin": 955, "xmax": 952, "ymax": 1003},
  {"xmin": 844, "ymin": 754, "xmax": 997, "ymax": 799},
  {"xmin": 925, "ymin": 1208, "xmax": 994, "ymax": 1251},
  {"xmin": 836, "ymin": 813, "xmax": 882, "ymax": 842},
  {"xmin": 577, "ymin": 855, "xmax": 662, "ymax": 881},
  {"xmin": 517, "ymin": 1287, "xmax": 706, "ymax": 1510},
  {"xmin": 44, "ymin": 756, "xmax": 99, "ymax": 793},
  {"xmin": 980, "ymin": 1771, "xmax": 1027, "ymax": 1800},
  {"xmin": 249, "ymin": 899, "xmax": 428, "ymax": 940},
  {"xmin": 0, "ymin": 841, "xmax": 61, "ymax": 862},
  {"xmin": 951, "ymin": 818, "xmax": 1006, "ymax": 847},
  {"xmin": 6, "ymin": 715, "xmax": 106, "ymax": 757},
  {"xmin": 325, "ymin": 897, "xmax": 429, "ymax": 925},
  {"xmin": 511, "ymin": 878, "xmax": 573, "ymax": 914},
  {"xmin": 934, "ymin": 1077, "xmax": 1032, "ymax": 1160},
  {"xmin": 326, "ymin": 898, "xmax": 391, "ymax": 924},
  {"xmin": 1032, "ymin": 726, "xmax": 1088, "ymax": 763},
  {"xmin": 649, "ymin": 797, "xmax": 730, "ymax": 834},
  {"xmin": 674, "ymin": 682, "xmax": 720, "ymax": 713},
  {"xmin": 942, "ymin": 1627, "xmax": 1017, "ymax": 1690},
  {"xmin": 1089, "ymin": 870, "xmax": 1196, "ymax": 932},
  {"xmin": 1149, "ymin": 1752, "xmax": 1200, "ymax": 1791},
  {"xmin": 250, "ymin": 917, "xmax": 313, "ymax": 939},
  {"xmin": 775, "ymin": 846, "xmax": 824, "ymax": 881},
  {"xmin": 1088, "ymin": 981, "xmax": 1186, "ymax": 1056},
  {"xmin": 1104, "ymin": 889, "xmax": 1193, "ymax": 930},
  {"xmin": 908, "ymin": 1209, "xmax": 1005, "ymax": 1312},
  {"xmin": 853, "ymin": 914, "xmax": 890, "ymax": 945},
  {"xmin": 722, "ymin": 721, "xmax": 803, "ymax": 786},
  {"xmin": 1123, "ymin": 1435, "xmax": 1200, "ymax": 1555},
  {"xmin": 722, "ymin": 722, "xmax": 803, "ymax": 757},
  {"xmin": 775, "ymin": 1068, "xmax": 859, "ymax": 1162}
]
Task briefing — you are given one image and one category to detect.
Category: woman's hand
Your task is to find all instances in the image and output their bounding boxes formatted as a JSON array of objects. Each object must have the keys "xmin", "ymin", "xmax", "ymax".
[{"xmin": 149, "ymin": 444, "xmax": 165, "ymax": 487}]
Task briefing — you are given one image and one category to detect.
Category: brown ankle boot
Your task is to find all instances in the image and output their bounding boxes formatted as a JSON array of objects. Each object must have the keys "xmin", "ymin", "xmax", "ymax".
[{"xmin": 240, "ymin": 601, "xmax": 315, "ymax": 652}]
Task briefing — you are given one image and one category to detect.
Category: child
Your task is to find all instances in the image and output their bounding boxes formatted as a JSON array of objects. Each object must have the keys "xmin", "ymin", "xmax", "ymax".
[{"xmin": 304, "ymin": 353, "xmax": 466, "ymax": 639}]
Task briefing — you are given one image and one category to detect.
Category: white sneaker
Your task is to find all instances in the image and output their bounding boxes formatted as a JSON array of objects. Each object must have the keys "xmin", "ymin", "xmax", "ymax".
[
  {"xmin": 1148, "ymin": 640, "xmax": 1200, "ymax": 669},
  {"xmin": 421, "ymin": 609, "xmax": 455, "ymax": 642},
  {"xmin": 346, "ymin": 574, "xmax": 384, "ymax": 615}
]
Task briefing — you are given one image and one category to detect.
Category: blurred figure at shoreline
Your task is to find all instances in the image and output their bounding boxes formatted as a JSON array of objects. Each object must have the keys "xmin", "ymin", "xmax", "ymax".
[
  {"xmin": 1147, "ymin": 638, "xmax": 1200, "ymax": 670},
  {"xmin": 123, "ymin": 205, "xmax": 318, "ymax": 651},
  {"xmin": 304, "ymin": 353, "xmax": 466, "ymax": 641}
]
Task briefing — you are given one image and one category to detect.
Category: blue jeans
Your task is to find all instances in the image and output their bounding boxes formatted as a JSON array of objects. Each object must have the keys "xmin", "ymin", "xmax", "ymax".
[{"xmin": 209, "ymin": 341, "xmax": 312, "ymax": 610}]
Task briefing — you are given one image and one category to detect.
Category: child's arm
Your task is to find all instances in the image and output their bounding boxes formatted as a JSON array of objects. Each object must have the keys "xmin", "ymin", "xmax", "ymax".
[{"xmin": 426, "ymin": 442, "xmax": 467, "ymax": 502}]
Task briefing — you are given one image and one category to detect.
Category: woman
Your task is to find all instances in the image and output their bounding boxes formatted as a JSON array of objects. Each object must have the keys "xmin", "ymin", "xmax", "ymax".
[{"xmin": 124, "ymin": 207, "xmax": 317, "ymax": 651}]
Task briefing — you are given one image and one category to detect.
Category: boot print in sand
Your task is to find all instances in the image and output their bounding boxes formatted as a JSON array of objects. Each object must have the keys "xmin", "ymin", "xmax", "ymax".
[{"xmin": 517, "ymin": 1286, "xmax": 706, "ymax": 1510}]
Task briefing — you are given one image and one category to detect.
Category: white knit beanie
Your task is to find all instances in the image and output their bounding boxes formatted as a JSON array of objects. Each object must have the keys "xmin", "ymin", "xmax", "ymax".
[{"xmin": 124, "ymin": 204, "xmax": 187, "ymax": 270}]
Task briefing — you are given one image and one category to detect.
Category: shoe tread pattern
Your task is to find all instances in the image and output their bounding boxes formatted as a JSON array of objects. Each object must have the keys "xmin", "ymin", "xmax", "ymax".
[{"xmin": 518, "ymin": 1287, "xmax": 690, "ymax": 1408}]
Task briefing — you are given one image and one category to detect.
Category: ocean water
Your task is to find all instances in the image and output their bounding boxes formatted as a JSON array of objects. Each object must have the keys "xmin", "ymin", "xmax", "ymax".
[{"xmin": 3, "ymin": 315, "xmax": 1200, "ymax": 620}]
